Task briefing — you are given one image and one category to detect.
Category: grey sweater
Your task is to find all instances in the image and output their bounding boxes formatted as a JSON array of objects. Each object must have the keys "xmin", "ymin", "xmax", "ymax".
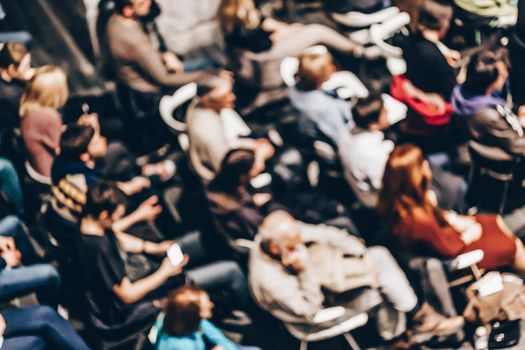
[{"xmin": 106, "ymin": 14, "xmax": 216, "ymax": 93}]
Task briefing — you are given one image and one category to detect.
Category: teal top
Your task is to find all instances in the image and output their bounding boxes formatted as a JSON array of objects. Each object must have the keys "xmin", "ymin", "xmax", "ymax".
[{"xmin": 155, "ymin": 316, "xmax": 238, "ymax": 350}]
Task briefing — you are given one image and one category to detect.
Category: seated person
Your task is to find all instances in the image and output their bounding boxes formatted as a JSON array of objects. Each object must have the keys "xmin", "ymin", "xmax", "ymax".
[
  {"xmin": 288, "ymin": 50, "xmax": 353, "ymax": 149},
  {"xmin": 249, "ymin": 211, "xmax": 464, "ymax": 341},
  {"xmin": 0, "ymin": 41, "xmax": 33, "ymax": 130},
  {"xmin": 154, "ymin": 287, "xmax": 261, "ymax": 350},
  {"xmin": 452, "ymin": 49, "xmax": 509, "ymax": 118},
  {"xmin": 218, "ymin": 0, "xmax": 362, "ymax": 60},
  {"xmin": 51, "ymin": 122, "xmax": 169, "ymax": 224},
  {"xmin": 403, "ymin": 1, "xmax": 458, "ymax": 101},
  {"xmin": 20, "ymin": 65, "xmax": 68, "ymax": 177},
  {"xmin": 106, "ymin": 0, "xmax": 224, "ymax": 99},
  {"xmin": 186, "ymin": 81, "xmax": 274, "ymax": 184},
  {"xmin": 0, "ymin": 305, "xmax": 90, "ymax": 350},
  {"xmin": 377, "ymin": 144, "xmax": 525, "ymax": 271},
  {"xmin": 340, "ymin": 93, "xmax": 466, "ymax": 210},
  {"xmin": 0, "ymin": 215, "xmax": 60, "ymax": 304},
  {"xmin": 77, "ymin": 180, "xmax": 250, "ymax": 327}
]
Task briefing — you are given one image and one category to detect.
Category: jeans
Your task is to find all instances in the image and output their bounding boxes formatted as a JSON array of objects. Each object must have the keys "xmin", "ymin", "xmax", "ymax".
[
  {"xmin": 1, "ymin": 305, "xmax": 89, "ymax": 350},
  {"xmin": 0, "ymin": 216, "xmax": 38, "ymax": 264},
  {"xmin": 0, "ymin": 159, "xmax": 24, "ymax": 216},
  {"xmin": 0, "ymin": 31, "xmax": 32, "ymax": 47},
  {"xmin": 0, "ymin": 264, "xmax": 60, "ymax": 302}
]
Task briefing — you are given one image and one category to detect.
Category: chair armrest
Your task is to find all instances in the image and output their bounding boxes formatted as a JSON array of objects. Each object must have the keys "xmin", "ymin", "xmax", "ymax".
[
  {"xmin": 449, "ymin": 249, "xmax": 484, "ymax": 272},
  {"xmin": 313, "ymin": 306, "xmax": 346, "ymax": 324}
]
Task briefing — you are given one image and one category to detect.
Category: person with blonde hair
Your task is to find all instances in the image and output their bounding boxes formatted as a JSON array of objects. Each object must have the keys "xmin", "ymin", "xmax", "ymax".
[
  {"xmin": 218, "ymin": 0, "xmax": 362, "ymax": 58},
  {"xmin": 20, "ymin": 65, "xmax": 69, "ymax": 177}
]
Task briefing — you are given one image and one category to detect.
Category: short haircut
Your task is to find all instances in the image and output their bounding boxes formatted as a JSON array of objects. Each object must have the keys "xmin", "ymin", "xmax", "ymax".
[
  {"xmin": 113, "ymin": 0, "xmax": 133, "ymax": 14},
  {"xmin": 84, "ymin": 180, "xmax": 125, "ymax": 218},
  {"xmin": 353, "ymin": 93, "xmax": 384, "ymax": 129},
  {"xmin": 417, "ymin": 0, "xmax": 453, "ymax": 31},
  {"xmin": 296, "ymin": 51, "xmax": 334, "ymax": 91},
  {"xmin": 463, "ymin": 49, "xmax": 509, "ymax": 96},
  {"xmin": 59, "ymin": 123, "xmax": 95, "ymax": 160},
  {"xmin": 162, "ymin": 286, "xmax": 205, "ymax": 336},
  {"xmin": 0, "ymin": 42, "xmax": 28, "ymax": 69}
]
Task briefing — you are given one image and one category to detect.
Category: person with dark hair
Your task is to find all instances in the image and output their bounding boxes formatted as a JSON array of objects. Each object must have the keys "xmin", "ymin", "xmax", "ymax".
[
  {"xmin": 403, "ymin": 0, "xmax": 458, "ymax": 100},
  {"xmin": 106, "ymin": 0, "xmax": 226, "ymax": 100},
  {"xmin": 77, "ymin": 180, "xmax": 250, "ymax": 328},
  {"xmin": 0, "ymin": 41, "xmax": 33, "ymax": 129},
  {"xmin": 154, "ymin": 287, "xmax": 261, "ymax": 350},
  {"xmin": 451, "ymin": 49, "xmax": 510, "ymax": 117},
  {"xmin": 207, "ymin": 148, "xmax": 284, "ymax": 241}
]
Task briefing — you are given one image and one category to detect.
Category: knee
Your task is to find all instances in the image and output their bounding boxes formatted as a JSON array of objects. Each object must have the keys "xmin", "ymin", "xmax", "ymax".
[
  {"xmin": 0, "ymin": 158, "xmax": 15, "ymax": 175},
  {"xmin": 0, "ymin": 216, "xmax": 23, "ymax": 237},
  {"xmin": 38, "ymin": 265, "xmax": 61, "ymax": 288},
  {"xmin": 31, "ymin": 305, "xmax": 57, "ymax": 320},
  {"xmin": 216, "ymin": 261, "xmax": 246, "ymax": 283}
]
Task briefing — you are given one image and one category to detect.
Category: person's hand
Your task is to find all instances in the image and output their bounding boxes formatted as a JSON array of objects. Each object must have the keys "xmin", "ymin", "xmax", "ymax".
[
  {"xmin": 255, "ymin": 138, "xmax": 275, "ymax": 161},
  {"xmin": 159, "ymin": 254, "xmax": 189, "ymax": 277},
  {"xmin": 1, "ymin": 246, "xmax": 21, "ymax": 268},
  {"xmin": 0, "ymin": 237, "xmax": 15, "ymax": 252},
  {"xmin": 211, "ymin": 346, "xmax": 226, "ymax": 350},
  {"xmin": 162, "ymin": 51, "xmax": 184, "ymax": 73},
  {"xmin": 422, "ymin": 93, "xmax": 447, "ymax": 114},
  {"xmin": 136, "ymin": 196, "xmax": 163, "ymax": 222},
  {"xmin": 253, "ymin": 193, "xmax": 272, "ymax": 206},
  {"xmin": 78, "ymin": 113, "xmax": 100, "ymax": 132},
  {"xmin": 119, "ymin": 177, "xmax": 151, "ymax": 195},
  {"xmin": 444, "ymin": 49, "xmax": 461, "ymax": 68},
  {"xmin": 460, "ymin": 223, "xmax": 482, "ymax": 245}
]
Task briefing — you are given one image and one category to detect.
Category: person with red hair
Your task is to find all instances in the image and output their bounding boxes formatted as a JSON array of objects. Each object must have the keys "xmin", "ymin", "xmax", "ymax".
[{"xmin": 377, "ymin": 144, "xmax": 525, "ymax": 271}]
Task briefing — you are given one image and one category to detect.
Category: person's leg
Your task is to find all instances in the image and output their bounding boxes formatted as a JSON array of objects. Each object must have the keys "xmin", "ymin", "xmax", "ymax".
[
  {"xmin": 2, "ymin": 305, "xmax": 90, "ymax": 350},
  {"xmin": 176, "ymin": 230, "xmax": 207, "ymax": 267},
  {"xmin": 2, "ymin": 335, "xmax": 45, "ymax": 350},
  {"xmin": 366, "ymin": 246, "xmax": 418, "ymax": 312},
  {"xmin": 0, "ymin": 265, "xmax": 60, "ymax": 303},
  {"xmin": 186, "ymin": 260, "xmax": 250, "ymax": 308},
  {"xmin": 0, "ymin": 31, "xmax": 33, "ymax": 47},
  {"xmin": 0, "ymin": 158, "xmax": 24, "ymax": 216},
  {"xmin": 255, "ymin": 24, "xmax": 356, "ymax": 60},
  {"xmin": 0, "ymin": 216, "xmax": 39, "ymax": 264}
]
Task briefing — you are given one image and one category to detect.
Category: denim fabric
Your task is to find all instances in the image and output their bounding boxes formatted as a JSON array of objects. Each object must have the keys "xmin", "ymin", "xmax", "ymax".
[{"xmin": 0, "ymin": 158, "xmax": 23, "ymax": 216}]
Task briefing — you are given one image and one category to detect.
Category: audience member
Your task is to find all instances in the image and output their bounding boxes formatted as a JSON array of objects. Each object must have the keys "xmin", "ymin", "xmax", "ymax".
[
  {"xmin": 186, "ymin": 82, "xmax": 274, "ymax": 184},
  {"xmin": 19, "ymin": 65, "xmax": 68, "ymax": 178},
  {"xmin": 0, "ymin": 305, "xmax": 89, "ymax": 350},
  {"xmin": 218, "ymin": 0, "xmax": 362, "ymax": 58},
  {"xmin": 155, "ymin": 287, "xmax": 261, "ymax": 350},
  {"xmin": 0, "ymin": 42, "xmax": 33, "ymax": 130},
  {"xmin": 249, "ymin": 211, "xmax": 464, "ymax": 341},
  {"xmin": 77, "ymin": 181, "xmax": 250, "ymax": 327},
  {"xmin": 378, "ymin": 145, "xmax": 525, "ymax": 271}
]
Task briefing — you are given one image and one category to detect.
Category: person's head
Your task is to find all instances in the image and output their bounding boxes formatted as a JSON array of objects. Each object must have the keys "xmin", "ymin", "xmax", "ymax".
[
  {"xmin": 259, "ymin": 211, "xmax": 306, "ymax": 273},
  {"xmin": 197, "ymin": 80, "xmax": 236, "ymax": 112},
  {"xmin": 162, "ymin": 286, "xmax": 214, "ymax": 336},
  {"xmin": 218, "ymin": 0, "xmax": 261, "ymax": 34},
  {"xmin": 210, "ymin": 148, "xmax": 256, "ymax": 194},
  {"xmin": 296, "ymin": 49, "xmax": 336, "ymax": 91},
  {"xmin": 377, "ymin": 144, "xmax": 434, "ymax": 225},
  {"xmin": 417, "ymin": 0, "xmax": 453, "ymax": 39},
  {"xmin": 58, "ymin": 122, "xmax": 108, "ymax": 162},
  {"xmin": 19, "ymin": 65, "xmax": 69, "ymax": 116},
  {"xmin": 352, "ymin": 93, "xmax": 388, "ymax": 131},
  {"xmin": 83, "ymin": 180, "xmax": 126, "ymax": 228},
  {"xmin": 0, "ymin": 42, "xmax": 33, "ymax": 81},
  {"xmin": 463, "ymin": 49, "xmax": 509, "ymax": 96},
  {"xmin": 114, "ymin": 0, "xmax": 152, "ymax": 18}
]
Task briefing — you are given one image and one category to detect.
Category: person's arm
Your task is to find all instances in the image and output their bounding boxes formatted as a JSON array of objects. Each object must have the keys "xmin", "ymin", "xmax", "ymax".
[
  {"xmin": 112, "ymin": 195, "xmax": 162, "ymax": 233},
  {"xmin": 200, "ymin": 320, "xmax": 238, "ymax": 350},
  {"xmin": 483, "ymin": 110, "xmax": 525, "ymax": 156},
  {"xmin": 129, "ymin": 41, "xmax": 219, "ymax": 88},
  {"xmin": 410, "ymin": 209, "xmax": 466, "ymax": 258},
  {"xmin": 113, "ymin": 256, "xmax": 187, "ymax": 304}
]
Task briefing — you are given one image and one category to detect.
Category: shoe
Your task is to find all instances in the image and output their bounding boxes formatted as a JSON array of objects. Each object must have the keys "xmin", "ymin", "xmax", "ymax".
[{"xmin": 411, "ymin": 303, "xmax": 464, "ymax": 343}]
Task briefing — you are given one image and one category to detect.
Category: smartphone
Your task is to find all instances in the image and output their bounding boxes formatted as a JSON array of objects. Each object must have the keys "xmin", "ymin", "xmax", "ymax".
[{"xmin": 167, "ymin": 244, "xmax": 184, "ymax": 266}]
